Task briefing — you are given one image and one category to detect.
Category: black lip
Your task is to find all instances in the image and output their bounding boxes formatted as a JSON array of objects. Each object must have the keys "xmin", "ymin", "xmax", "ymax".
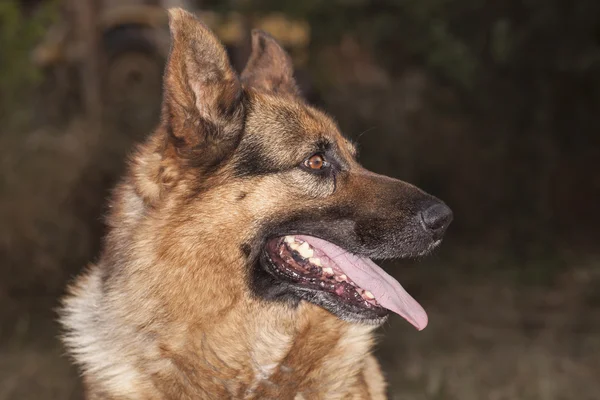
[
  {"xmin": 257, "ymin": 236, "xmax": 389, "ymax": 324},
  {"xmin": 261, "ymin": 216, "xmax": 441, "ymax": 261},
  {"xmin": 264, "ymin": 229, "xmax": 440, "ymax": 262}
]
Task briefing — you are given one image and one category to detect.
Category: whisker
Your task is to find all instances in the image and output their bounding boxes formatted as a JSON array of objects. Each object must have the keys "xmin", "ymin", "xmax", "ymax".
[{"xmin": 356, "ymin": 126, "xmax": 377, "ymax": 139}]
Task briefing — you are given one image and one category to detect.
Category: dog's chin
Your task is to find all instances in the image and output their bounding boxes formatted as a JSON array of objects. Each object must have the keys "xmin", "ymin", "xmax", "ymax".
[
  {"xmin": 252, "ymin": 235, "xmax": 441, "ymax": 327},
  {"xmin": 281, "ymin": 284, "xmax": 390, "ymax": 326}
]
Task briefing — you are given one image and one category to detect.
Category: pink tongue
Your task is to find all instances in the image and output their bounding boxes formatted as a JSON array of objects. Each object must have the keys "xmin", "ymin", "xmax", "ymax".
[{"xmin": 296, "ymin": 236, "xmax": 428, "ymax": 330}]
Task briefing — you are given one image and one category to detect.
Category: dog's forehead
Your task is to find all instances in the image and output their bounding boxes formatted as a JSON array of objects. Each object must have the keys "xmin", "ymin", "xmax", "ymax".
[{"xmin": 246, "ymin": 92, "xmax": 356, "ymax": 157}]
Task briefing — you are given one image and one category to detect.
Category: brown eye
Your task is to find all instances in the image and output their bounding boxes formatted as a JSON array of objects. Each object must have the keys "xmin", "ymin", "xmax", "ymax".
[{"xmin": 304, "ymin": 154, "xmax": 327, "ymax": 170}]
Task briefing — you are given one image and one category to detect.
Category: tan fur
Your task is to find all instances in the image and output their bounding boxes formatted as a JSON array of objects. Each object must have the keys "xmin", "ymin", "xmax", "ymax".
[{"xmin": 61, "ymin": 8, "xmax": 393, "ymax": 399}]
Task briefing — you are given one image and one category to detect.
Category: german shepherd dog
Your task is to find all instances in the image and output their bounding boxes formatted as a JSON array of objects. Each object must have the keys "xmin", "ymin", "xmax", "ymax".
[{"xmin": 60, "ymin": 8, "xmax": 452, "ymax": 399}]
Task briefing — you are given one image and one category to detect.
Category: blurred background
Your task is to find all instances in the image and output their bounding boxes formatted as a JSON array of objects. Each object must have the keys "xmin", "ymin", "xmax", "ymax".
[{"xmin": 1, "ymin": 0, "xmax": 599, "ymax": 398}]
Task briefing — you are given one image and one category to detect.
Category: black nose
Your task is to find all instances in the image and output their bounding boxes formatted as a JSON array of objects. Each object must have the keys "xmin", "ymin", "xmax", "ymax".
[{"xmin": 420, "ymin": 203, "xmax": 453, "ymax": 239}]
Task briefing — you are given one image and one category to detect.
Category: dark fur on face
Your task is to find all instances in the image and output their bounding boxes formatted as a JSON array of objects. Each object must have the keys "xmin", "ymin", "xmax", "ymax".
[{"xmin": 156, "ymin": 11, "xmax": 451, "ymax": 324}]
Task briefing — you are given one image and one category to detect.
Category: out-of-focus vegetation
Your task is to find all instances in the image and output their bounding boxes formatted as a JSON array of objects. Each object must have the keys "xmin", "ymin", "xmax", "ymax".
[{"xmin": 0, "ymin": 0, "xmax": 57, "ymax": 126}]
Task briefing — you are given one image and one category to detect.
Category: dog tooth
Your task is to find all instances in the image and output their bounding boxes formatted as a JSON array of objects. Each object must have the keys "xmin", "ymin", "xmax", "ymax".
[
  {"xmin": 364, "ymin": 290, "xmax": 375, "ymax": 299},
  {"xmin": 297, "ymin": 242, "xmax": 313, "ymax": 258},
  {"xmin": 309, "ymin": 257, "xmax": 322, "ymax": 267},
  {"xmin": 289, "ymin": 242, "xmax": 300, "ymax": 251},
  {"xmin": 339, "ymin": 274, "xmax": 347, "ymax": 281},
  {"xmin": 284, "ymin": 236, "xmax": 295, "ymax": 244},
  {"xmin": 322, "ymin": 267, "xmax": 333, "ymax": 276},
  {"xmin": 298, "ymin": 241, "xmax": 310, "ymax": 252}
]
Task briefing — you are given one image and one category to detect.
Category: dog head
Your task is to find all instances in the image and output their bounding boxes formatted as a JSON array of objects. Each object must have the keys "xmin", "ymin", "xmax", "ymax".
[{"xmin": 129, "ymin": 9, "xmax": 452, "ymax": 330}]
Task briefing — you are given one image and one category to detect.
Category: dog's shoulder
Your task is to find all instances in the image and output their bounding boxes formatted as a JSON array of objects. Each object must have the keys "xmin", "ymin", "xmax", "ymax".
[{"xmin": 60, "ymin": 265, "xmax": 154, "ymax": 398}]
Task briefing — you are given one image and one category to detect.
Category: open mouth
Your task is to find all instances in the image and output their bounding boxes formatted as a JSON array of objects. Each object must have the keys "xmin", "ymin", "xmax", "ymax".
[{"xmin": 263, "ymin": 235, "xmax": 429, "ymax": 330}]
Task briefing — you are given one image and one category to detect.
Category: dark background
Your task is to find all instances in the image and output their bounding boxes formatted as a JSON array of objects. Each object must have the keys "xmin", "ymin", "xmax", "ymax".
[{"xmin": 1, "ymin": 0, "xmax": 599, "ymax": 398}]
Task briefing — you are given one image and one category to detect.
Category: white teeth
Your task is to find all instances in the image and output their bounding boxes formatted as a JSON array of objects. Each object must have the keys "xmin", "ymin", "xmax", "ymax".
[
  {"xmin": 309, "ymin": 257, "xmax": 322, "ymax": 267},
  {"xmin": 297, "ymin": 242, "xmax": 313, "ymax": 258},
  {"xmin": 322, "ymin": 267, "xmax": 333, "ymax": 276},
  {"xmin": 339, "ymin": 274, "xmax": 347, "ymax": 281},
  {"xmin": 289, "ymin": 242, "xmax": 300, "ymax": 251},
  {"xmin": 364, "ymin": 290, "xmax": 375, "ymax": 299},
  {"xmin": 284, "ymin": 236, "xmax": 295, "ymax": 244}
]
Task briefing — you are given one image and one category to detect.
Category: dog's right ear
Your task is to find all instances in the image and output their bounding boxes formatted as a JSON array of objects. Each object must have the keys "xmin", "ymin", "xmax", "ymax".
[{"xmin": 162, "ymin": 8, "xmax": 244, "ymax": 162}]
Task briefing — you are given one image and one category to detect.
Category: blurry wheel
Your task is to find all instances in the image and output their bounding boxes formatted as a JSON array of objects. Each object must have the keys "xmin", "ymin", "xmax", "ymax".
[
  {"xmin": 36, "ymin": 65, "xmax": 81, "ymax": 127},
  {"xmin": 102, "ymin": 25, "xmax": 164, "ymax": 132}
]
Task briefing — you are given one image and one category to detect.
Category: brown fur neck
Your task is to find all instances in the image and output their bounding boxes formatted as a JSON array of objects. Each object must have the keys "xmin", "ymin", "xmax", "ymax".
[{"xmin": 61, "ymin": 136, "xmax": 384, "ymax": 399}]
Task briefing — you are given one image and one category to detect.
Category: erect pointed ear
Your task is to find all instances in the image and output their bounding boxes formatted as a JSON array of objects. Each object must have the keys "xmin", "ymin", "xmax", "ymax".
[
  {"xmin": 163, "ymin": 8, "xmax": 243, "ymax": 158},
  {"xmin": 241, "ymin": 30, "xmax": 300, "ymax": 97}
]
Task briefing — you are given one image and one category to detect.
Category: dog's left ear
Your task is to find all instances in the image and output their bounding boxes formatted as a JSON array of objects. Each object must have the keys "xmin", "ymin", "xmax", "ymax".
[
  {"xmin": 163, "ymin": 8, "xmax": 244, "ymax": 160},
  {"xmin": 241, "ymin": 30, "xmax": 300, "ymax": 97}
]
